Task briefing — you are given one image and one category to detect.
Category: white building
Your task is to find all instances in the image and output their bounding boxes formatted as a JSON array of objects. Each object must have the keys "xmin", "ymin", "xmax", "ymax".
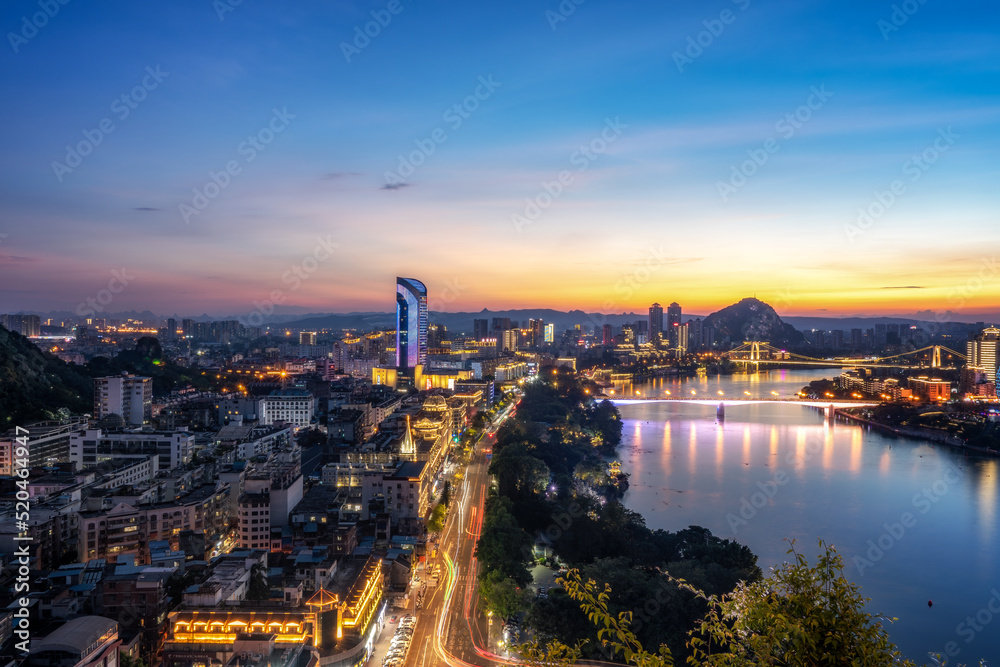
[
  {"xmin": 94, "ymin": 374, "xmax": 153, "ymax": 426},
  {"xmin": 70, "ymin": 428, "xmax": 193, "ymax": 471},
  {"xmin": 258, "ymin": 389, "xmax": 316, "ymax": 428}
]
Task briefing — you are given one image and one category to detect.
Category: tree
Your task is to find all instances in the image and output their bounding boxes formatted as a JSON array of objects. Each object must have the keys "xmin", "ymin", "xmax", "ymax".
[
  {"xmin": 688, "ymin": 540, "xmax": 915, "ymax": 666},
  {"xmin": 120, "ymin": 654, "xmax": 148, "ymax": 667},
  {"xmin": 427, "ymin": 503, "xmax": 447, "ymax": 533},
  {"xmin": 441, "ymin": 480, "xmax": 451, "ymax": 507},
  {"xmin": 478, "ymin": 569, "xmax": 529, "ymax": 621},
  {"xmin": 475, "ymin": 496, "xmax": 533, "ymax": 586},
  {"xmin": 518, "ymin": 541, "xmax": 949, "ymax": 667}
]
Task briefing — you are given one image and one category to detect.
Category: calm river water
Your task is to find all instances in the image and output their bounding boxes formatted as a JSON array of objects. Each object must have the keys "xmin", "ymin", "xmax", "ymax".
[{"xmin": 614, "ymin": 369, "xmax": 1000, "ymax": 664}]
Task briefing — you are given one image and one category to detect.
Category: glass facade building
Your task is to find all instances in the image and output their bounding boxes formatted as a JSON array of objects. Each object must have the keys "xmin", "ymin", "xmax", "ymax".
[{"xmin": 396, "ymin": 277, "xmax": 428, "ymax": 369}]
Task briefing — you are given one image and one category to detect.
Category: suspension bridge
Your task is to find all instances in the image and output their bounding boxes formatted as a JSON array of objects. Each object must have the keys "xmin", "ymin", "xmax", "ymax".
[{"xmin": 726, "ymin": 341, "xmax": 966, "ymax": 370}]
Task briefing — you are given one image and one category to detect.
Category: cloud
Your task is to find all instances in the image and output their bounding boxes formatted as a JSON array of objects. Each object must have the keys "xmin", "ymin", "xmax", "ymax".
[
  {"xmin": 321, "ymin": 172, "xmax": 360, "ymax": 180},
  {"xmin": 134, "ymin": 207, "xmax": 161, "ymax": 211},
  {"xmin": 0, "ymin": 255, "xmax": 39, "ymax": 263},
  {"xmin": 881, "ymin": 285, "xmax": 924, "ymax": 290},
  {"xmin": 381, "ymin": 182, "xmax": 412, "ymax": 190}
]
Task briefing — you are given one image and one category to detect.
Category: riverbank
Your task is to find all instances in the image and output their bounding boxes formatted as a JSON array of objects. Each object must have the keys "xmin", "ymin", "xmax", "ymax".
[{"xmin": 836, "ymin": 409, "xmax": 999, "ymax": 457}]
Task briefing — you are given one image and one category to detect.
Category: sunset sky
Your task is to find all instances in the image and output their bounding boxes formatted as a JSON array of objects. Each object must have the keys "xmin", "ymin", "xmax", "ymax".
[{"xmin": 1, "ymin": 0, "xmax": 998, "ymax": 319}]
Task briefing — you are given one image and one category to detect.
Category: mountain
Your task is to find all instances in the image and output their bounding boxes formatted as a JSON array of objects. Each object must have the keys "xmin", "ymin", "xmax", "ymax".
[
  {"xmin": 0, "ymin": 324, "xmax": 93, "ymax": 428},
  {"xmin": 704, "ymin": 298, "xmax": 805, "ymax": 346}
]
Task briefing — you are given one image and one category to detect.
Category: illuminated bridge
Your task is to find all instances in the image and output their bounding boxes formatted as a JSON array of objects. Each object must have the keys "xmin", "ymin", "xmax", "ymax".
[
  {"xmin": 726, "ymin": 341, "xmax": 966, "ymax": 369},
  {"xmin": 610, "ymin": 398, "xmax": 878, "ymax": 408}
]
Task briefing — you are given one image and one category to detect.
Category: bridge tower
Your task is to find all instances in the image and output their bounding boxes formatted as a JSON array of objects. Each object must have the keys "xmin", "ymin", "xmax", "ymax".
[
  {"xmin": 750, "ymin": 341, "xmax": 761, "ymax": 362},
  {"xmin": 932, "ymin": 345, "xmax": 941, "ymax": 368}
]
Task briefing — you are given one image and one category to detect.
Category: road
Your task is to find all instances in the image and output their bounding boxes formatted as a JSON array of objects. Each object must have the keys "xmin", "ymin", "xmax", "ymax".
[{"xmin": 403, "ymin": 401, "xmax": 518, "ymax": 667}]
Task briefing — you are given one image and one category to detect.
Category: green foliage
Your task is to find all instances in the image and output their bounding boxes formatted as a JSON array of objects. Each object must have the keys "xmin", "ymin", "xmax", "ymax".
[
  {"xmin": 441, "ymin": 480, "xmax": 451, "ymax": 507},
  {"xmin": 688, "ymin": 540, "xmax": 914, "ymax": 666},
  {"xmin": 120, "ymin": 653, "xmax": 148, "ymax": 667},
  {"xmin": 427, "ymin": 502, "xmax": 447, "ymax": 533},
  {"xmin": 520, "ymin": 542, "xmax": 934, "ymax": 667},
  {"xmin": 0, "ymin": 324, "xmax": 93, "ymax": 427},
  {"xmin": 475, "ymin": 495, "xmax": 533, "ymax": 586},
  {"xmin": 478, "ymin": 569, "xmax": 529, "ymax": 621},
  {"xmin": 489, "ymin": 443, "xmax": 550, "ymax": 499}
]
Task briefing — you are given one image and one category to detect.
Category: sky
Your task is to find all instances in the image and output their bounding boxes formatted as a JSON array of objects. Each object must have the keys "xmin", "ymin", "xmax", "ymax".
[{"xmin": 1, "ymin": 0, "xmax": 998, "ymax": 320}]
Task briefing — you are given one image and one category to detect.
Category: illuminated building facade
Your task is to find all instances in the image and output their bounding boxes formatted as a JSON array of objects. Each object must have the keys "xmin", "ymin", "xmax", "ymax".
[
  {"xmin": 164, "ymin": 556, "xmax": 384, "ymax": 656},
  {"xmin": 666, "ymin": 302, "xmax": 682, "ymax": 348},
  {"xmin": 967, "ymin": 326, "xmax": 1000, "ymax": 385},
  {"xmin": 544, "ymin": 323, "xmax": 555, "ymax": 344},
  {"xmin": 649, "ymin": 303, "xmax": 663, "ymax": 342},
  {"xmin": 395, "ymin": 277, "xmax": 428, "ymax": 370}
]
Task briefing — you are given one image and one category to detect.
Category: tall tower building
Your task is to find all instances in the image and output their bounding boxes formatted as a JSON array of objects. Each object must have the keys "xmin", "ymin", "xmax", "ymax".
[
  {"xmin": 396, "ymin": 277, "xmax": 428, "ymax": 369},
  {"xmin": 473, "ymin": 318, "xmax": 489, "ymax": 341},
  {"xmin": 602, "ymin": 323, "xmax": 614, "ymax": 345},
  {"xmin": 967, "ymin": 326, "xmax": 1000, "ymax": 383},
  {"xmin": 649, "ymin": 303, "xmax": 663, "ymax": 342},
  {"xmin": 666, "ymin": 302, "xmax": 682, "ymax": 347}
]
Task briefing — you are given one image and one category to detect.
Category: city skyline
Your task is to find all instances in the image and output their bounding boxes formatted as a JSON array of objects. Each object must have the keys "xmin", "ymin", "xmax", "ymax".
[{"xmin": 1, "ymin": 1, "xmax": 998, "ymax": 317}]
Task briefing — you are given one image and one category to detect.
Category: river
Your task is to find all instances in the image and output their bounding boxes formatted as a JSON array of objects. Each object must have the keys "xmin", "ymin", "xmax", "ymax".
[{"xmin": 614, "ymin": 369, "xmax": 1000, "ymax": 664}]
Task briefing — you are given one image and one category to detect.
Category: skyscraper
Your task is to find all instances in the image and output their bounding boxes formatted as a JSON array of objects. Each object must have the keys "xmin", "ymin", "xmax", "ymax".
[
  {"xmin": 396, "ymin": 277, "xmax": 428, "ymax": 369},
  {"xmin": 666, "ymin": 302, "xmax": 682, "ymax": 347},
  {"xmin": 544, "ymin": 323, "xmax": 555, "ymax": 344},
  {"xmin": 473, "ymin": 318, "xmax": 489, "ymax": 341},
  {"xmin": 602, "ymin": 323, "xmax": 613, "ymax": 345},
  {"xmin": 649, "ymin": 303, "xmax": 663, "ymax": 342},
  {"xmin": 967, "ymin": 326, "xmax": 1000, "ymax": 383}
]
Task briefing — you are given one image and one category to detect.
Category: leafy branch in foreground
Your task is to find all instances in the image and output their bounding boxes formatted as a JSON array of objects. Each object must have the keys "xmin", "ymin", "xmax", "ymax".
[{"xmin": 515, "ymin": 541, "xmax": 986, "ymax": 667}]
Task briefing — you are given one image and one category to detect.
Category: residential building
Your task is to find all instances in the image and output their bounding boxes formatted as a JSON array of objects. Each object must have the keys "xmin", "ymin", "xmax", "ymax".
[
  {"xmin": 94, "ymin": 374, "xmax": 153, "ymax": 426},
  {"xmin": 259, "ymin": 389, "xmax": 316, "ymax": 428}
]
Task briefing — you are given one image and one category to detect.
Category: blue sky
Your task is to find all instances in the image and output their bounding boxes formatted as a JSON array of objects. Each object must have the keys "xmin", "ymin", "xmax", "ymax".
[{"xmin": 1, "ymin": 0, "xmax": 998, "ymax": 318}]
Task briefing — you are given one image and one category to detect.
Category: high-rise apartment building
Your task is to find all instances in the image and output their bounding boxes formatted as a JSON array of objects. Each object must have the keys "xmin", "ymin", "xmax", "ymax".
[
  {"xmin": 396, "ymin": 277, "xmax": 428, "ymax": 369},
  {"xmin": 544, "ymin": 323, "xmax": 555, "ymax": 344},
  {"xmin": 967, "ymin": 326, "xmax": 1000, "ymax": 383},
  {"xmin": 602, "ymin": 324, "xmax": 613, "ymax": 345},
  {"xmin": 299, "ymin": 331, "xmax": 317, "ymax": 346},
  {"xmin": 666, "ymin": 302, "xmax": 682, "ymax": 347},
  {"xmin": 649, "ymin": 303, "xmax": 663, "ymax": 342},
  {"xmin": 473, "ymin": 318, "xmax": 489, "ymax": 341},
  {"xmin": 1, "ymin": 314, "xmax": 41, "ymax": 337},
  {"xmin": 94, "ymin": 374, "xmax": 152, "ymax": 426}
]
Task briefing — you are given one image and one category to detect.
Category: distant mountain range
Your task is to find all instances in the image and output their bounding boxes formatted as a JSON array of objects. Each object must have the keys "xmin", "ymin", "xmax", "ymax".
[{"xmin": 12, "ymin": 306, "xmax": 1000, "ymax": 334}]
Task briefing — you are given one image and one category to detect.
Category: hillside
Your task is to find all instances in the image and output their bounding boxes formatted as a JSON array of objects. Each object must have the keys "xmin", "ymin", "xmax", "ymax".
[
  {"xmin": 0, "ymin": 325, "xmax": 93, "ymax": 428},
  {"xmin": 704, "ymin": 297, "xmax": 805, "ymax": 346}
]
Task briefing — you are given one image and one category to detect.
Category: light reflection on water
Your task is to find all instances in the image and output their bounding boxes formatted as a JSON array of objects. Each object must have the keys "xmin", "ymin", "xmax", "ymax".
[{"xmin": 614, "ymin": 369, "xmax": 1000, "ymax": 662}]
